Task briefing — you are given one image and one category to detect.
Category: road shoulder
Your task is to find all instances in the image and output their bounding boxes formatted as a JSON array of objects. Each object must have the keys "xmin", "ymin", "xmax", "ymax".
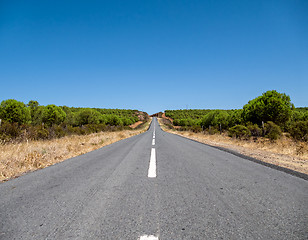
[{"xmin": 158, "ymin": 118, "xmax": 308, "ymax": 180}]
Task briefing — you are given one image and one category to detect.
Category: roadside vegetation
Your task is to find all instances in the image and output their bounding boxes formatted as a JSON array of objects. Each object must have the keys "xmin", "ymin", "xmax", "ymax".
[
  {"xmin": 0, "ymin": 120, "xmax": 151, "ymax": 182},
  {"xmin": 0, "ymin": 99, "xmax": 150, "ymax": 181},
  {"xmin": 0, "ymin": 99, "xmax": 149, "ymax": 143},
  {"xmin": 165, "ymin": 90, "xmax": 308, "ymax": 142},
  {"xmin": 161, "ymin": 90, "xmax": 308, "ymax": 174}
]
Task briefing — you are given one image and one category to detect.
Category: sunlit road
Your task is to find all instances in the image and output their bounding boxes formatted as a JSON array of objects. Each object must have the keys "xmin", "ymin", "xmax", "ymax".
[{"xmin": 0, "ymin": 118, "xmax": 307, "ymax": 239}]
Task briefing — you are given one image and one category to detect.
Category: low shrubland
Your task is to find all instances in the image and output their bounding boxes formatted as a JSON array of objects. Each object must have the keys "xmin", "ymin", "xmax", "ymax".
[
  {"xmin": 0, "ymin": 99, "xmax": 150, "ymax": 181},
  {"xmin": 165, "ymin": 90, "xmax": 308, "ymax": 143},
  {"xmin": 0, "ymin": 99, "xmax": 149, "ymax": 143}
]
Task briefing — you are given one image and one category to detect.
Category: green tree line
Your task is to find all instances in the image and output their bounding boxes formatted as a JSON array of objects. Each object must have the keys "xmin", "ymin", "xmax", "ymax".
[
  {"xmin": 165, "ymin": 90, "xmax": 308, "ymax": 141},
  {"xmin": 0, "ymin": 99, "xmax": 148, "ymax": 142}
]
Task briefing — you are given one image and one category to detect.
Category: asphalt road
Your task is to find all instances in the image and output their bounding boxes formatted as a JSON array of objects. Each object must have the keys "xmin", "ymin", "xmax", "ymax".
[{"xmin": 0, "ymin": 118, "xmax": 307, "ymax": 239}]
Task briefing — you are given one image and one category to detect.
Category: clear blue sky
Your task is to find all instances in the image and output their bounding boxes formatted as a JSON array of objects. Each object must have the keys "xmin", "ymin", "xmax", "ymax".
[{"xmin": 1, "ymin": 0, "xmax": 307, "ymax": 114}]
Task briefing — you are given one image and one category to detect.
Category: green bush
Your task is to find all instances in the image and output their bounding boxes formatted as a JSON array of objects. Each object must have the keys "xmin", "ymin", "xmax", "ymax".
[
  {"xmin": 51, "ymin": 125, "xmax": 66, "ymax": 138},
  {"xmin": 264, "ymin": 121, "xmax": 282, "ymax": 140},
  {"xmin": 228, "ymin": 125, "xmax": 251, "ymax": 139},
  {"xmin": 227, "ymin": 109, "xmax": 243, "ymax": 127},
  {"xmin": 0, "ymin": 99, "xmax": 31, "ymax": 124},
  {"xmin": 61, "ymin": 106, "xmax": 78, "ymax": 126},
  {"xmin": 42, "ymin": 105, "xmax": 66, "ymax": 126},
  {"xmin": 191, "ymin": 125, "xmax": 202, "ymax": 133},
  {"xmin": 77, "ymin": 109, "xmax": 102, "ymax": 126},
  {"xmin": 121, "ymin": 117, "xmax": 133, "ymax": 126},
  {"xmin": 0, "ymin": 101, "xmax": 145, "ymax": 141},
  {"xmin": 288, "ymin": 121, "xmax": 308, "ymax": 142},
  {"xmin": 242, "ymin": 90, "xmax": 293, "ymax": 126},
  {"xmin": 247, "ymin": 123, "xmax": 262, "ymax": 137},
  {"xmin": 0, "ymin": 121, "xmax": 21, "ymax": 139},
  {"xmin": 27, "ymin": 100, "xmax": 39, "ymax": 122},
  {"xmin": 106, "ymin": 115, "xmax": 123, "ymax": 126},
  {"xmin": 200, "ymin": 110, "xmax": 229, "ymax": 129},
  {"xmin": 26, "ymin": 125, "xmax": 49, "ymax": 140},
  {"xmin": 31, "ymin": 106, "xmax": 45, "ymax": 125},
  {"xmin": 34, "ymin": 127, "xmax": 49, "ymax": 140}
]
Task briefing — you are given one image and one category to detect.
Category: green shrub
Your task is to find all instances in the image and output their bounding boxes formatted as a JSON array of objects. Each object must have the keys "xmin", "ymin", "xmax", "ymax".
[
  {"xmin": 31, "ymin": 106, "xmax": 45, "ymax": 125},
  {"xmin": 208, "ymin": 126, "xmax": 219, "ymax": 135},
  {"xmin": 191, "ymin": 125, "xmax": 202, "ymax": 133},
  {"xmin": 264, "ymin": 121, "xmax": 282, "ymax": 140},
  {"xmin": 36, "ymin": 127, "xmax": 49, "ymax": 140},
  {"xmin": 228, "ymin": 125, "xmax": 251, "ymax": 139},
  {"xmin": 289, "ymin": 121, "xmax": 308, "ymax": 142},
  {"xmin": 26, "ymin": 125, "xmax": 49, "ymax": 140},
  {"xmin": 121, "ymin": 117, "xmax": 133, "ymax": 126},
  {"xmin": 227, "ymin": 109, "xmax": 243, "ymax": 127},
  {"xmin": 200, "ymin": 110, "xmax": 229, "ymax": 129},
  {"xmin": 106, "ymin": 115, "xmax": 123, "ymax": 126},
  {"xmin": 76, "ymin": 109, "xmax": 102, "ymax": 126},
  {"xmin": 42, "ymin": 105, "xmax": 66, "ymax": 126},
  {"xmin": 52, "ymin": 125, "xmax": 66, "ymax": 138},
  {"xmin": 0, "ymin": 121, "xmax": 21, "ymax": 139},
  {"xmin": 27, "ymin": 100, "xmax": 39, "ymax": 123},
  {"xmin": 61, "ymin": 106, "xmax": 78, "ymax": 126},
  {"xmin": 247, "ymin": 123, "xmax": 262, "ymax": 137},
  {"xmin": 242, "ymin": 90, "xmax": 293, "ymax": 126},
  {"xmin": 0, "ymin": 99, "xmax": 31, "ymax": 124}
]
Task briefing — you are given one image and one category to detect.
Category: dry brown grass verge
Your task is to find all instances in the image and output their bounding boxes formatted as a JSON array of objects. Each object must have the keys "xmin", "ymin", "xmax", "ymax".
[
  {"xmin": 158, "ymin": 118, "xmax": 308, "ymax": 175},
  {"xmin": 0, "ymin": 120, "xmax": 151, "ymax": 182}
]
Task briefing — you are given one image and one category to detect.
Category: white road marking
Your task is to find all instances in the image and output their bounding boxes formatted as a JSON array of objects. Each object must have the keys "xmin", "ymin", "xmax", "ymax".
[
  {"xmin": 148, "ymin": 148, "xmax": 156, "ymax": 178},
  {"xmin": 139, "ymin": 235, "xmax": 159, "ymax": 240},
  {"xmin": 152, "ymin": 138, "xmax": 155, "ymax": 145}
]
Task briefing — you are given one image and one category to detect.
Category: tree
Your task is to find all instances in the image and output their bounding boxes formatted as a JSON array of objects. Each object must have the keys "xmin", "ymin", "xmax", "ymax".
[
  {"xmin": 106, "ymin": 114, "xmax": 123, "ymax": 126},
  {"xmin": 27, "ymin": 100, "xmax": 39, "ymax": 124},
  {"xmin": 200, "ymin": 110, "xmax": 229, "ymax": 129},
  {"xmin": 227, "ymin": 109, "xmax": 243, "ymax": 127},
  {"xmin": 0, "ymin": 99, "xmax": 30, "ymax": 124},
  {"xmin": 242, "ymin": 90, "xmax": 294, "ymax": 126},
  {"xmin": 27, "ymin": 100, "xmax": 39, "ymax": 109},
  {"xmin": 42, "ymin": 105, "xmax": 66, "ymax": 126},
  {"xmin": 76, "ymin": 109, "xmax": 102, "ymax": 126},
  {"xmin": 61, "ymin": 106, "xmax": 77, "ymax": 126},
  {"xmin": 31, "ymin": 106, "xmax": 45, "ymax": 125}
]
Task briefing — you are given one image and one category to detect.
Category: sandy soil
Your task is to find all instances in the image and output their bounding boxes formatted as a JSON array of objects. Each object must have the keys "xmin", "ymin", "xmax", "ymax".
[{"xmin": 129, "ymin": 121, "xmax": 144, "ymax": 129}]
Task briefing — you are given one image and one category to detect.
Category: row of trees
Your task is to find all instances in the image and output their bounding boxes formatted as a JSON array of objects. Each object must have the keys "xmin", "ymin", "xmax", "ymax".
[
  {"xmin": 0, "ymin": 100, "xmax": 142, "ymax": 127},
  {"xmin": 165, "ymin": 90, "xmax": 308, "ymax": 141},
  {"xmin": 0, "ymin": 99, "xmax": 148, "ymax": 142}
]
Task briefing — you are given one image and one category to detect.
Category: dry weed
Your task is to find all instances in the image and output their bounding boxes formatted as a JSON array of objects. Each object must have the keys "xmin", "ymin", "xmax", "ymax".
[{"xmin": 0, "ymin": 120, "xmax": 151, "ymax": 182}]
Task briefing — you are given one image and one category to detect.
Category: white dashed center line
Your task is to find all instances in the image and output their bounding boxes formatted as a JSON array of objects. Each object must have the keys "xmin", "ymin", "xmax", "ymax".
[
  {"xmin": 148, "ymin": 148, "xmax": 156, "ymax": 178},
  {"xmin": 152, "ymin": 138, "xmax": 155, "ymax": 145},
  {"xmin": 139, "ymin": 235, "xmax": 159, "ymax": 240}
]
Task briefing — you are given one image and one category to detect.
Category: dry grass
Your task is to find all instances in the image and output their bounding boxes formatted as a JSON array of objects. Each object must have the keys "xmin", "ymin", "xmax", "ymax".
[
  {"xmin": 158, "ymin": 118, "xmax": 308, "ymax": 175},
  {"xmin": 0, "ymin": 120, "xmax": 151, "ymax": 182}
]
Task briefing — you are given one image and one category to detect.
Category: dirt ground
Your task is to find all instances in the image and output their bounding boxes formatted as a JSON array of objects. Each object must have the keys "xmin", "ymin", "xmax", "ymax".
[
  {"xmin": 129, "ymin": 121, "xmax": 144, "ymax": 129},
  {"xmin": 158, "ymin": 118, "xmax": 308, "ymax": 175}
]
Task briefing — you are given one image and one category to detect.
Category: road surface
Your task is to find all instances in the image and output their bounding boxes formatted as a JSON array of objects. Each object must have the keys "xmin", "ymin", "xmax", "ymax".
[{"xmin": 0, "ymin": 118, "xmax": 307, "ymax": 239}]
